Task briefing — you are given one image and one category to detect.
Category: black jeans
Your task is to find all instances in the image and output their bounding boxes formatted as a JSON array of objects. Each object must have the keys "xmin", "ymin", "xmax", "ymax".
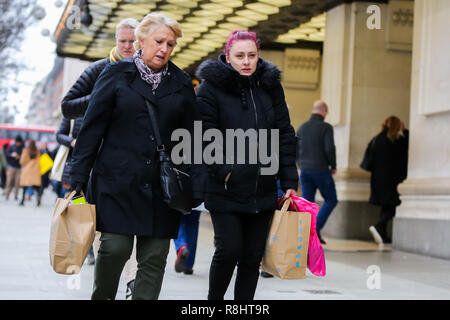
[
  {"xmin": 375, "ymin": 205, "xmax": 396, "ymax": 240},
  {"xmin": 208, "ymin": 211, "xmax": 273, "ymax": 300}
]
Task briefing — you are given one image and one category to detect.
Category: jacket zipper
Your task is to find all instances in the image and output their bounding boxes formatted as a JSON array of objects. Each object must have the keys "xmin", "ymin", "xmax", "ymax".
[{"xmin": 249, "ymin": 86, "xmax": 260, "ymax": 213}]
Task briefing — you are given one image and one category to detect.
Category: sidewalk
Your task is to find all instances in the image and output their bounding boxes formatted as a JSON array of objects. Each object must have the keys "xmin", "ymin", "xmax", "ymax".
[{"xmin": 1, "ymin": 190, "xmax": 449, "ymax": 300}]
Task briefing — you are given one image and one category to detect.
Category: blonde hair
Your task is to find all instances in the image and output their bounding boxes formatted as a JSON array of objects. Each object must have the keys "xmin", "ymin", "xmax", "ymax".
[
  {"xmin": 134, "ymin": 12, "xmax": 182, "ymax": 50},
  {"xmin": 115, "ymin": 18, "xmax": 139, "ymax": 38},
  {"xmin": 382, "ymin": 115, "xmax": 402, "ymax": 142}
]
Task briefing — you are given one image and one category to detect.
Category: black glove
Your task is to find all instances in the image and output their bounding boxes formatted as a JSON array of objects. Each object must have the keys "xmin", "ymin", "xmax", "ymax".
[{"xmin": 70, "ymin": 182, "xmax": 85, "ymax": 195}]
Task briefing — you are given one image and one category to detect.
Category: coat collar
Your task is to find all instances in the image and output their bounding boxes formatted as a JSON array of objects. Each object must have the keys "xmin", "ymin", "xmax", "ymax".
[
  {"xmin": 195, "ymin": 54, "xmax": 282, "ymax": 93},
  {"xmin": 310, "ymin": 113, "xmax": 325, "ymax": 121},
  {"xmin": 124, "ymin": 59, "xmax": 185, "ymax": 104}
]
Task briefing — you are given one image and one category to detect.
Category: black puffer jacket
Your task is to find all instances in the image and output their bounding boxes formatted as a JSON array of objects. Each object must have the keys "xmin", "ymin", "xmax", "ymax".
[
  {"xmin": 196, "ymin": 55, "xmax": 298, "ymax": 214},
  {"xmin": 56, "ymin": 117, "xmax": 83, "ymax": 185},
  {"xmin": 61, "ymin": 58, "xmax": 109, "ymax": 119}
]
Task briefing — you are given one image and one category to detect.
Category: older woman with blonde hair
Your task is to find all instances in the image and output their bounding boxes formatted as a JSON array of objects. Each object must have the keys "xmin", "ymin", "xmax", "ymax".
[{"xmin": 70, "ymin": 12, "xmax": 198, "ymax": 300}]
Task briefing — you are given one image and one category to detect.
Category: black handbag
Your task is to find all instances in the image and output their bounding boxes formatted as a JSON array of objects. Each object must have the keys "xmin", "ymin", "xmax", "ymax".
[
  {"xmin": 360, "ymin": 136, "xmax": 376, "ymax": 172},
  {"xmin": 145, "ymin": 99, "xmax": 192, "ymax": 214}
]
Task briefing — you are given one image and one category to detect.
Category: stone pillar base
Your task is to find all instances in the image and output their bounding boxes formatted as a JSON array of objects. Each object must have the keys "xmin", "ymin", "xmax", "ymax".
[
  {"xmin": 393, "ymin": 217, "xmax": 450, "ymax": 260},
  {"xmin": 319, "ymin": 200, "xmax": 392, "ymax": 241}
]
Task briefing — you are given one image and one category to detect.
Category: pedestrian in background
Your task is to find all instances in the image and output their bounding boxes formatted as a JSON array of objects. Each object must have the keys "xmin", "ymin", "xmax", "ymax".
[
  {"xmin": 18, "ymin": 140, "xmax": 42, "ymax": 206},
  {"xmin": 173, "ymin": 209, "xmax": 201, "ymax": 275},
  {"xmin": 70, "ymin": 12, "xmax": 198, "ymax": 300},
  {"xmin": 38, "ymin": 140, "xmax": 52, "ymax": 201},
  {"xmin": 296, "ymin": 100, "xmax": 338, "ymax": 245},
  {"xmin": 368, "ymin": 116, "xmax": 409, "ymax": 245},
  {"xmin": 3, "ymin": 135, "xmax": 24, "ymax": 201},
  {"xmin": 61, "ymin": 18, "xmax": 138, "ymax": 119},
  {"xmin": 196, "ymin": 30, "xmax": 298, "ymax": 300},
  {"xmin": 56, "ymin": 118, "xmax": 83, "ymax": 191},
  {"xmin": 0, "ymin": 145, "xmax": 7, "ymax": 190}
]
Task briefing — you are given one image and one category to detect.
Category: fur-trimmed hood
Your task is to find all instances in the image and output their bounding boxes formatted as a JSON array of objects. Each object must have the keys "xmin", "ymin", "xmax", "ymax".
[
  {"xmin": 196, "ymin": 54, "xmax": 282, "ymax": 109},
  {"xmin": 195, "ymin": 54, "xmax": 281, "ymax": 92}
]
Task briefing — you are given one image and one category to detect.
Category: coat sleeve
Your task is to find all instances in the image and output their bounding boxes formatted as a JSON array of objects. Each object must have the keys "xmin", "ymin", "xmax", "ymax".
[
  {"xmin": 56, "ymin": 118, "xmax": 74, "ymax": 148},
  {"xmin": 271, "ymin": 83, "xmax": 299, "ymax": 192},
  {"xmin": 61, "ymin": 61, "xmax": 105, "ymax": 119},
  {"xmin": 180, "ymin": 74, "xmax": 205, "ymax": 203},
  {"xmin": 324, "ymin": 124, "xmax": 337, "ymax": 170},
  {"xmin": 70, "ymin": 64, "xmax": 116, "ymax": 185},
  {"xmin": 196, "ymin": 81, "xmax": 233, "ymax": 182}
]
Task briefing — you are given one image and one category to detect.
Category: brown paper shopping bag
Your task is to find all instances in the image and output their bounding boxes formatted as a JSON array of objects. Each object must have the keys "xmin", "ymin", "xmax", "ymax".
[
  {"xmin": 262, "ymin": 198, "xmax": 311, "ymax": 279},
  {"xmin": 49, "ymin": 191, "xmax": 96, "ymax": 274}
]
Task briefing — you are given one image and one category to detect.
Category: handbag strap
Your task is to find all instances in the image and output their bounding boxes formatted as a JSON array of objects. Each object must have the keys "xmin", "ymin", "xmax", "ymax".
[
  {"xmin": 145, "ymin": 99, "xmax": 169, "ymax": 160},
  {"xmin": 69, "ymin": 119, "xmax": 74, "ymax": 137}
]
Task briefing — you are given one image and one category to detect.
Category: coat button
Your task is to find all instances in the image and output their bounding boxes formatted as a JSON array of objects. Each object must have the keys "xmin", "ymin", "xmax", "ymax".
[
  {"xmin": 144, "ymin": 183, "xmax": 150, "ymax": 189},
  {"xmin": 149, "ymin": 135, "xmax": 155, "ymax": 141},
  {"xmin": 146, "ymin": 160, "xmax": 152, "ymax": 165}
]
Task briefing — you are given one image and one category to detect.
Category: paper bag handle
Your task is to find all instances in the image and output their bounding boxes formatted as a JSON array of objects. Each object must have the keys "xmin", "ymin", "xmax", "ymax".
[
  {"xmin": 280, "ymin": 198, "xmax": 294, "ymax": 213},
  {"xmin": 64, "ymin": 190, "xmax": 85, "ymax": 201}
]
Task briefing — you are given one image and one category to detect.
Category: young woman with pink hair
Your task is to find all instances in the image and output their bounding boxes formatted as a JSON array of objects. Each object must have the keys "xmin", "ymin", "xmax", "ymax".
[{"xmin": 196, "ymin": 30, "xmax": 298, "ymax": 300}]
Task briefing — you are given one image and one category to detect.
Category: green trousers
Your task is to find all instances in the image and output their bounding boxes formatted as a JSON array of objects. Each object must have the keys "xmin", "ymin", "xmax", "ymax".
[{"xmin": 91, "ymin": 232, "xmax": 170, "ymax": 300}]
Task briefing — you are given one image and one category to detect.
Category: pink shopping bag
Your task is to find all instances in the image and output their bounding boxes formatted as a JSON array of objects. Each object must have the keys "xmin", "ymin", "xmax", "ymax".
[{"xmin": 287, "ymin": 194, "xmax": 326, "ymax": 276}]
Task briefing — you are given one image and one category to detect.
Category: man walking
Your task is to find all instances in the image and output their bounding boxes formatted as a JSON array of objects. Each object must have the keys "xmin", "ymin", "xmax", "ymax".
[
  {"xmin": 296, "ymin": 100, "xmax": 338, "ymax": 244},
  {"xmin": 61, "ymin": 18, "xmax": 138, "ymax": 119}
]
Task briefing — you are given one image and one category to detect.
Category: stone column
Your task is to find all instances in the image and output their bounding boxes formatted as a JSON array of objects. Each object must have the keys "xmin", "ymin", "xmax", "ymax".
[
  {"xmin": 261, "ymin": 49, "xmax": 322, "ymax": 129},
  {"xmin": 319, "ymin": 1, "xmax": 413, "ymax": 239},
  {"xmin": 394, "ymin": 0, "xmax": 450, "ymax": 259}
]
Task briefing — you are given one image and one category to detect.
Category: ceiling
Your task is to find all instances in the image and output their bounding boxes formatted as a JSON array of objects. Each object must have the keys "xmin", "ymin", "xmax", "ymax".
[{"xmin": 54, "ymin": 0, "xmax": 344, "ymax": 73}]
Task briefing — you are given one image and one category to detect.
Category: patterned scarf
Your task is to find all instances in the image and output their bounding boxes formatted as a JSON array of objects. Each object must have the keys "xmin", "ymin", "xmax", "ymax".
[
  {"xmin": 133, "ymin": 49, "xmax": 168, "ymax": 92},
  {"xmin": 109, "ymin": 47, "xmax": 123, "ymax": 63}
]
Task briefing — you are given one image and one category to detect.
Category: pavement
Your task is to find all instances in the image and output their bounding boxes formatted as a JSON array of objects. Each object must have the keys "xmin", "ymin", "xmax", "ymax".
[{"xmin": 1, "ymin": 189, "xmax": 450, "ymax": 300}]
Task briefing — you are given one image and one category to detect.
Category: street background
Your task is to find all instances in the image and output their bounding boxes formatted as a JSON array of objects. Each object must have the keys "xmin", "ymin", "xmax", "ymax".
[{"xmin": 1, "ymin": 190, "xmax": 449, "ymax": 300}]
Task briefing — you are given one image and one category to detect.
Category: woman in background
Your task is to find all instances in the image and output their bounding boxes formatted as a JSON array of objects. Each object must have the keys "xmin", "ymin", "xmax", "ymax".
[
  {"xmin": 19, "ymin": 140, "xmax": 42, "ymax": 206},
  {"xmin": 368, "ymin": 116, "xmax": 409, "ymax": 245}
]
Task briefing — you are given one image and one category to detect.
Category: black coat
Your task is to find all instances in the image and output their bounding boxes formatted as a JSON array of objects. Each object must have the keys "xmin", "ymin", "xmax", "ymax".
[
  {"xmin": 61, "ymin": 58, "xmax": 109, "ymax": 119},
  {"xmin": 195, "ymin": 55, "xmax": 298, "ymax": 214},
  {"xmin": 296, "ymin": 114, "xmax": 336, "ymax": 170},
  {"xmin": 6, "ymin": 144, "xmax": 24, "ymax": 168},
  {"xmin": 70, "ymin": 58, "xmax": 198, "ymax": 238},
  {"xmin": 56, "ymin": 117, "xmax": 83, "ymax": 185},
  {"xmin": 369, "ymin": 129, "xmax": 409, "ymax": 206}
]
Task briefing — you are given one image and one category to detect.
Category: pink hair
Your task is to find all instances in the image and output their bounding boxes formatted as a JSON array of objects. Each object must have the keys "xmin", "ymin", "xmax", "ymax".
[{"xmin": 224, "ymin": 30, "xmax": 261, "ymax": 56}]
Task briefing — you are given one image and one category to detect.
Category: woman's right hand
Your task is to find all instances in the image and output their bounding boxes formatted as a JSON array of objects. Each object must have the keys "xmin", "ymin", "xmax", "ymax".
[
  {"xmin": 70, "ymin": 182, "xmax": 85, "ymax": 195},
  {"xmin": 225, "ymin": 172, "xmax": 231, "ymax": 183}
]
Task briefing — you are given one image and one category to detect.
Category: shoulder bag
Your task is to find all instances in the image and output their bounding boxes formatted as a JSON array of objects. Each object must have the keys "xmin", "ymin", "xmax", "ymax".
[
  {"xmin": 360, "ymin": 136, "xmax": 376, "ymax": 172},
  {"xmin": 145, "ymin": 99, "xmax": 192, "ymax": 214}
]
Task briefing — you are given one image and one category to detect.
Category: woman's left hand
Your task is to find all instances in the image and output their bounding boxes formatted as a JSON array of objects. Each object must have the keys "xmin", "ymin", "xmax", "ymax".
[{"xmin": 283, "ymin": 189, "xmax": 297, "ymax": 200}]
